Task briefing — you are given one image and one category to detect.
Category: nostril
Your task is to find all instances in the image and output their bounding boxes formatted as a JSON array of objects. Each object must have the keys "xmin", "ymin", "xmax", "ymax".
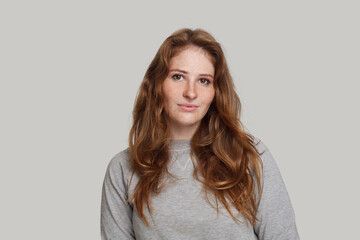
[
  {"xmin": 183, "ymin": 86, "xmax": 197, "ymax": 99},
  {"xmin": 184, "ymin": 91, "xmax": 197, "ymax": 100}
]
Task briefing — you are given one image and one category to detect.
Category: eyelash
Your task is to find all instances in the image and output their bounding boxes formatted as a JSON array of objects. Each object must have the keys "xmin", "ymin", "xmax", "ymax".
[
  {"xmin": 199, "ymin": 78, "xmax": 211, "ymax": 85},
  {"xmin": 171, "ymin": 74, "xmax": 211, "ymax": 86},
  {"xmin": 172, "ymin": 74, "xmax": 183, "ymax": 81}
]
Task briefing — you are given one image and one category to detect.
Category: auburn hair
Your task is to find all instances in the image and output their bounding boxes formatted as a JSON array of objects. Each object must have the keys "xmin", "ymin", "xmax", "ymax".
[{"xmin": 128, "ymin": 28, "xmax": 263, "ymax": 226}]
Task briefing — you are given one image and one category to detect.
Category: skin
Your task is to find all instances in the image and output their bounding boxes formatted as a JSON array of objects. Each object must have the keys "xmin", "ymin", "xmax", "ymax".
[{"xmin": 162, "ymin": 45, "xmax": 215, "ymax": 140}]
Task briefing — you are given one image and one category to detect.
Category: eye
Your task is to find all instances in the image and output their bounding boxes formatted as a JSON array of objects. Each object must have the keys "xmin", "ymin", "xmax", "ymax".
[
  {"xmin": 172, "ymin": 74, "xmax": 183, "ymax": 81},
  {"xmin": 199, "ymin": 78, "xmax": 210, "ymax": 85}
]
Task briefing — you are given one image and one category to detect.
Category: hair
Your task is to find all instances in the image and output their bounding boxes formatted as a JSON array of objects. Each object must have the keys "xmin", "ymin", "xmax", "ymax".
[{"xmin": 128, "ymin": 28, "xmax": 263, "ymax": 226}]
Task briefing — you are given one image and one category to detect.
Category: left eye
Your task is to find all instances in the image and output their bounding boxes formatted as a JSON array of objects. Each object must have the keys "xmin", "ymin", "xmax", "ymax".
[
  {"xmin": 172, "ymin": 74, "xmax": 183, "ymax": 80},
  {"xmin": 199, "ymin": 78, "xmax": 210, "ymax": 85}
]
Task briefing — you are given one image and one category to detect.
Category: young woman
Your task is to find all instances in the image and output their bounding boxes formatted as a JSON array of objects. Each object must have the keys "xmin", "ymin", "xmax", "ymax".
[{"xmin": 101, "ymin": 28, "xmax": 299, "ymax": 240}]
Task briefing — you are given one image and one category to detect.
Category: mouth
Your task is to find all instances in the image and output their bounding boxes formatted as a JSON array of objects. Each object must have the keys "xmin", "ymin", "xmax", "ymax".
[{"xmin": 178, "ymin": 103, "xmax": 198, "ymax": 112}]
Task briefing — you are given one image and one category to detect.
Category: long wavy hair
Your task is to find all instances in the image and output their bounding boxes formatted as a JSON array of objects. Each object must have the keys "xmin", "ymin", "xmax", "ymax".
[{"xmin": 128, "ymin": 28, "xmax": 263, "ymax": 226}]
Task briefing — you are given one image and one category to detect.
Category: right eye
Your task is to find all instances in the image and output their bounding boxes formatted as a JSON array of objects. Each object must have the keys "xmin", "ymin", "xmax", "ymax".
[{"xmin": 172, "ymin": 74, "xmax": 183, "ymax": 80}]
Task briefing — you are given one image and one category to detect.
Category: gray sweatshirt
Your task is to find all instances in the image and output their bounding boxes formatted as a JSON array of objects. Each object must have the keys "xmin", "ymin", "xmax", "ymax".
[{"xmin": 101, "ymin": 138, "xmax": 299, "ymax": 240}]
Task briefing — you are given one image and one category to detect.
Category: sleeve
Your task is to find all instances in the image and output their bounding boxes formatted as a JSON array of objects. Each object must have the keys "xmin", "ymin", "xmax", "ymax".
[
  {"xmin": 254, "ymin": 140, "xmax": 300, "ymax": 240},
  {"xmin": 101, "ymin": 152, "xmax": 135, "ymax": 240}
]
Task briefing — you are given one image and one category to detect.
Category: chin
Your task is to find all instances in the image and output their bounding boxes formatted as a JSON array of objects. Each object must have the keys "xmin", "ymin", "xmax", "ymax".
[{"xmin": 176, "ymin": 119, "xmax": 201, "ymax": 127}]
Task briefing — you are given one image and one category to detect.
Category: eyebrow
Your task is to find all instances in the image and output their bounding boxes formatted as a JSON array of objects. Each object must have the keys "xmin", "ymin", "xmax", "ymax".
[{"xmin": 169, "ymin": 69, "xmax": 214, "ymax": 79}]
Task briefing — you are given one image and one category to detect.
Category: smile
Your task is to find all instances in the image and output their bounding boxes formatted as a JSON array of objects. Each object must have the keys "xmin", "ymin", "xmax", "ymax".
[{"xmin": 178, "ymin": 104, "xmax": 198, "ymax": 112}]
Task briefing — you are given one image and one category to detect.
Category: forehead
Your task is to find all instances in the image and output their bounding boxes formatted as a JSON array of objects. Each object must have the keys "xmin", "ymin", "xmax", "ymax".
[{"xmin": 169, "ymin": 46, "xmax": 215, "ymax": 74}]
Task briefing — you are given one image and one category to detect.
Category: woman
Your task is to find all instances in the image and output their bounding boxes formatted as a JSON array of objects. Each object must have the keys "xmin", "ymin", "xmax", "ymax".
[{"xmin": 101, "ymin": 28, "xmax": 299, "ymax": 240}]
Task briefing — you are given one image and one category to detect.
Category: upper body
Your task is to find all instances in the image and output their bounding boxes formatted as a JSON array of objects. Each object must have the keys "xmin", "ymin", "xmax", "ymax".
[
  {"xmin": 101, "ymin": 138, "xmax": 299, "ymax": 240},
  {"xmin": 101, "ymin": 28, "xmax": 299, "ymax": 239}
]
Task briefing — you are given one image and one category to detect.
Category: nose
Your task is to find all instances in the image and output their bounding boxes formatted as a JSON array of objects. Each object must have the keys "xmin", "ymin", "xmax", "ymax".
[{"xmin": 183, "ymin": 81, "xmax": 197, "ymax": 100}]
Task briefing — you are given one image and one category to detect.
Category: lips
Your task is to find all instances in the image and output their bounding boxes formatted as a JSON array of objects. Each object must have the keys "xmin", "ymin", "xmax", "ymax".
[{"xmin": 178, "ymin": 103, "xmax": 198, "ymax": 112}]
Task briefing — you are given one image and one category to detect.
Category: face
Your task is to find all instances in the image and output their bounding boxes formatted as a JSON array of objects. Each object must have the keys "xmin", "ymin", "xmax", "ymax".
[{"xmin": 162, "ymin": 45, "xmax": 215, "ymax": 139}]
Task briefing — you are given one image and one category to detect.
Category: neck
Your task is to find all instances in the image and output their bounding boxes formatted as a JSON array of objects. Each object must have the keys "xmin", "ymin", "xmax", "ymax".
[{"xmin": 168, "ymin": 123, "xmax": 199, "ymax": 140}]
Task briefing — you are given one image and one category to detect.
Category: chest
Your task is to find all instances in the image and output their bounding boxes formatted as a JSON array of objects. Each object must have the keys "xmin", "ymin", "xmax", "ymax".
[
  {"xmin": 127, "ymin": 151, "xmax": 258, "ymax": 240},
  {"xmin": 130, "ymin": 177, "xmax": 257, "ymax": 240}
]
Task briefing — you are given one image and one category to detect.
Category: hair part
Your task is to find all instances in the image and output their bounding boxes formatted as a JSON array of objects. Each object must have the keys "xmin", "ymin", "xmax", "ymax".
[{"xmin": 128, "ymin": 28, "xmax": 263, "ymax": 226}]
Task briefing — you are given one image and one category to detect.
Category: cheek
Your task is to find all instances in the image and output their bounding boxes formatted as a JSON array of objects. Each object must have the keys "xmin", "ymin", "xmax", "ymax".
[
  {"xmin": 205, "ymin": 90, "xmax": 215, "ymax": 105},
  {"xmin": 162, "ymin": 92, "xmax": 176, "ymax": 115},
  {"xmin": 163, "ymin": 92, "xmax": 174, "ymax": 107},
  {"xmin": 162, "ymin": 81, "xmax": 176, "ymax": 102},
  {"xmin": 161, "ymin": 84, "xmax": 171, "ymax": 106}
]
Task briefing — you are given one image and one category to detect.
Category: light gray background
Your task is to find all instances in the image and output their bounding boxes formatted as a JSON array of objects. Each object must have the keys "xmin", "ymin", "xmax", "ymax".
[{"xmin": 1, "ymin": 0, "xmax": 359, "ymax": 239}]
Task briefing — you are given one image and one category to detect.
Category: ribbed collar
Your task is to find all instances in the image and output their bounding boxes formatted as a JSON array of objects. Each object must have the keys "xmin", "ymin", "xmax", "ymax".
[{"xmin": 169, "ymin": 139, "xmax": 191, "ymax": 151}]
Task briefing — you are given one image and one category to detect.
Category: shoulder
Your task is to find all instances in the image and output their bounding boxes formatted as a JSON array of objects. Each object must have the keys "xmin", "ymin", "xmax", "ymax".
[
  {"xmin": 252, "ymin": 136, "xmax": 281, "ymax": 177},
  {"xmin": 108, "ymin": 148, "xmax": 131, "ymax": 169},
  {"xmin": 252, "ymin": 138, "xmax": 299, "ymax": 238},
  {"xmin": 253, "ymin": 136, "xmax": 274, "ymax": 162},
  {"xmin": 105, "ymin": 148, "xmax": 133, "ymax": 185}
]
